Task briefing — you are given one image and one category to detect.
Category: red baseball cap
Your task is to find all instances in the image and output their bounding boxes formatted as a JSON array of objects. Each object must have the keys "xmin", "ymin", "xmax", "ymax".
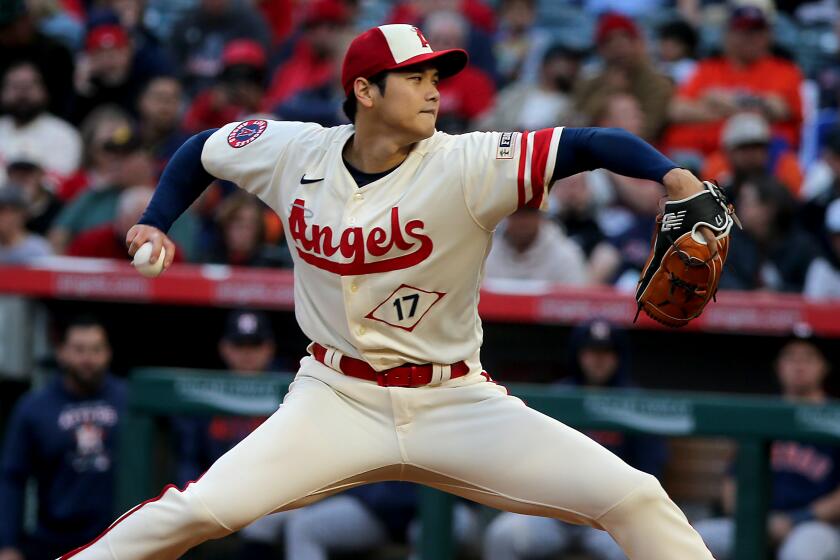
[
  {"xmin": 222, "ymin": 39, "xmax": 267, "ymax": 69},
  {"xmin": 595, "ymin": 12, "xmax": 640, "ymax": 45},
  {"xmin": 304, "ymin": 0, "xmax": 349, "ymax": 26},
  {"xmin": 341, "ymin": 24, "xmax": 468, "ymax": 97},
  {"xmin": 86, "ymin": 24, "xmax": 129, "ymax": 52}
]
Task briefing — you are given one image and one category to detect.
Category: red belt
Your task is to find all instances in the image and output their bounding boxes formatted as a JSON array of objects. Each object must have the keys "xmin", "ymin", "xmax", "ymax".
[{"xmin": 311, "ymin": 343, "xmax": 469, "ymax": 387}]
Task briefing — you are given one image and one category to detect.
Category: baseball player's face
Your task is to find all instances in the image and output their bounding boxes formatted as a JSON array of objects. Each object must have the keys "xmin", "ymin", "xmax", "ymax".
[
  {"xmin": 776, "ymin": 341, "xmax": 828, "ymax": 398},
  {"xmin": 374, "ymin": 66, "xmax": 440, "ymax": 141},
  {"xmin": 219, "ymin": 339, "xmax": 276, "ymax": 374},
  {"xmin": 579, "ymin": 347, "xmax": 619, "ymax": 386},
  {"xmin": 58, "ymin": 326, "xmax": 112, "ymax": 392}
]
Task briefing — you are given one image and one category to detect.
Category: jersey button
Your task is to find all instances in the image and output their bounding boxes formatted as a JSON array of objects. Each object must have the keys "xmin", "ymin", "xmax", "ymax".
[
  {"xmin": 350, "ymin": 284, "xmax": 358, "ymax": 293},
  {"xmin": 349, "ymin": 217, "xmax": 356, "ymax": 225},
  {"xmin": 354, "ymin": 193, "xmax": 363, "ymax": 201},
  {"xmin": 357, "ymin": 326, "xmax": 366, "ymax": 335}
]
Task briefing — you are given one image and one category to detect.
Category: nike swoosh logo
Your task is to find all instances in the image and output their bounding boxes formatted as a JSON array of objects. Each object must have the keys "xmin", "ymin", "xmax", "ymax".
[{"xmin": 300, "ymin": 175, "xmax": 324, "ymax": 184}]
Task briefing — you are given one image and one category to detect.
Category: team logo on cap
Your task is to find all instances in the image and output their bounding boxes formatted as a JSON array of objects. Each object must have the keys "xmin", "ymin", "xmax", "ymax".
[
  {"xmin": 228, "ymin": 120, "xmax": 268, "ymax": 148},
  {"xmin": 413, "ymin": 26, "xmax": 430, "ymax": 48}
]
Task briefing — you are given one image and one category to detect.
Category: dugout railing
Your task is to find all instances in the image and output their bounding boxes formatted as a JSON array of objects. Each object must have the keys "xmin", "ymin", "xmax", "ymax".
[{"xmin": 118, "ymin": 369, "xmax": 840, "ymax": 560}]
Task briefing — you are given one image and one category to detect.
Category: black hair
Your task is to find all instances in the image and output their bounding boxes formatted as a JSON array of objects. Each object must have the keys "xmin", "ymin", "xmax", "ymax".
[
  {"xmin": 658, "ymin": 19, "xmax": 699, "ymax": 58},
  {"xmin": 61, "ymin": 315, "xmax": 107, "ymax": 344},
  {"xmin": 139, "ymin": 74, "xmax": 181, "ymax": 96},
  {"xmin": 542, "ymin": 42, "xmax": 586, "ymax": 65},
  {"xmin": 342, "ymin": 71, "xmax": 389, "ymax": 124},
  {"xmin": 220, "ymin": 64, "xmax": 266, "ymax": 87},
  {"xmin": 742, "ymin": 175, "xmax": 796, "ymax": 234}
]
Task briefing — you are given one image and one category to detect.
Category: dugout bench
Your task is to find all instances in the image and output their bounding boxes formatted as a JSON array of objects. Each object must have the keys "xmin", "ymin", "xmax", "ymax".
[{"xmin": 118, "ymin": 369, "xmax": 840, "ymax": 560}]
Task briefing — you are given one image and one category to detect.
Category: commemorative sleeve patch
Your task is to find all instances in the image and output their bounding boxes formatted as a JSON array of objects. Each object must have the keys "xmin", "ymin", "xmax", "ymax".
[
  {"xmin": 496, "ymin": 132, "xmax": 514, "ymax": 159},
  {"xmin": 227, "ymin": 119, "xmax": 268, "ymax": 148}
]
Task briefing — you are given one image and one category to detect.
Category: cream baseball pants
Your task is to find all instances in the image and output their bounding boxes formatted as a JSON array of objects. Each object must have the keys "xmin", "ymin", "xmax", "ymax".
[{"xmin": 60, "ymin": 356, "xmax": 713, "ymax": 559}]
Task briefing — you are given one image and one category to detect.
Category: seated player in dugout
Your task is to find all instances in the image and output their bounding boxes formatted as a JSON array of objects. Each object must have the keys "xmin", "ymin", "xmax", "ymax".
[
  {"xmin": 694, "ymin": 326, "xmax": 840, "ymax": 560},
  {"xmin": 171, "ymin": 309, "xmax": 290, "ymax": 559},
  {"xmin": 484, "ymin": 319, "xmax": 668, "ymax": 560},
  {"xmin": 62, "ymin": 24, "xmax": 733, "ymax": 559}
]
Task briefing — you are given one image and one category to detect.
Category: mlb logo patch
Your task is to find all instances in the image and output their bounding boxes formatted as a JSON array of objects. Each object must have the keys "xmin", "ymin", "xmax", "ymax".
[
  {"xmin": 496, "ymin": 132, "xmax": 514, "ymax": 159},
  {"xmin": 228, "ymin": 120, "xmax": 268, "ymax": 148}
]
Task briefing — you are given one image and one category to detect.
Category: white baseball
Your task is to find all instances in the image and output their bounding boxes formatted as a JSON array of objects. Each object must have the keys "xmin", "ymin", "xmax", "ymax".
[{"xmin": 132, "ymin": 241, "xmax": 166, "ymax": 278}]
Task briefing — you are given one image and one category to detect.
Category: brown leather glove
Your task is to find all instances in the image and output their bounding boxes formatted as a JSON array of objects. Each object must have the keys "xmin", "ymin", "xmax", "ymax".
[{"xmin": 635, "ymin": 181, "xmax": 739, "ymax": 328}]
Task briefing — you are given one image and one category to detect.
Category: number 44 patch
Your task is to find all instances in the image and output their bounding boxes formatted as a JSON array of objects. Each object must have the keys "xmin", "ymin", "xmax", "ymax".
[{"xmin": 365, "ymin": 284, "xmax": 445, "ymax": 332}]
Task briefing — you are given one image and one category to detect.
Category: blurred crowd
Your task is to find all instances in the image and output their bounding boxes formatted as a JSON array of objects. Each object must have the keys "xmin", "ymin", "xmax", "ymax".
[{"xmin": 2, "ymin": 0, "xmax": 840, "ymax": 299}]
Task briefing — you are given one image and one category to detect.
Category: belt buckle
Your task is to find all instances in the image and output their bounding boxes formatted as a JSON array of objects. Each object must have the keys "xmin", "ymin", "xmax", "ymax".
[{"xmin": 377, "ymin": 365, "xmax": 417, "ymax": 387}]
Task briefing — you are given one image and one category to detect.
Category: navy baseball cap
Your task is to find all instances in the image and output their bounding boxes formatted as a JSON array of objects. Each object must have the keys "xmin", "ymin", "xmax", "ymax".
[
  {"xmin": 778, "ymin": 322, "xmax": 827, "ymax": 362},
  {"xmin": 223, "ymin": 310, "xmax": 274, "ymax": 344},
  {"xmin": 579, "ymin": 319, "xmax": 621, "ymax": 351}
]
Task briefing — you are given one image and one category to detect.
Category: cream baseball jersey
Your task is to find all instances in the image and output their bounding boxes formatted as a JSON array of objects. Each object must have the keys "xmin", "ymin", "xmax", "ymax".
[{"xmin": 202, "ymin": 121, "xmax": 563, "ymax": 371}]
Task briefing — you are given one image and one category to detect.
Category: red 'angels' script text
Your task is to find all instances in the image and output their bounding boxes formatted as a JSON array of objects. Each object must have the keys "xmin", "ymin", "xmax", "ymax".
[{"xmin": 288, "ymin": 199, "xmax": 433, "ymax": 275}]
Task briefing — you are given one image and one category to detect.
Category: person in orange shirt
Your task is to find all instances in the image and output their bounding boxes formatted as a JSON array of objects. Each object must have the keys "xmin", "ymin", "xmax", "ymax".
[
  {"xmin": 665, "ymin": 4, "xmax": 803, "ymax": 156},
  {"xmin": 702, "ymin": 112, "xmax": 803, "ymax": 197}
]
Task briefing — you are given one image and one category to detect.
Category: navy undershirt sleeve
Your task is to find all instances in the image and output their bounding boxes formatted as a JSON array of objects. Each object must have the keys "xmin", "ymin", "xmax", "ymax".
[
  {"xmin": 137, "ymin": 129, "xmax": 218, "ymax": 233},
  {"xmin": 551, "ymin": 127, "xmax": 678, "ymax": 184}
]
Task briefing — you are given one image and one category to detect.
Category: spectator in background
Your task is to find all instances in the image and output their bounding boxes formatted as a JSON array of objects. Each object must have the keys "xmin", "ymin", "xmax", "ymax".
[
  {"xmin": 59, "ymin": 106, "xmax": 134, "ymax": 203},
  {"xmin": 0, "ymin": 0, "xmax": 75, "ymax": 119},
  {"xmin": 721, "ymin": 176, "xmax": 818, "ymax": 292},
  {"xmin": 0, "ymin": 61, "xmax": 82, "ymax": 182},
  {"xmin": 484, "ymin": 207, "xmax": 588, "ymax": 285},
  {"xmin": 0, "ymin": 184, "xmax": 52, "ymax": 265},
  {"xmin": 426, "ymin": 10, "xmax": 496, "ymax": 133},
  {"xmin": 264, "ymin": 0, "xmax": 350, "ymax": 110},
  {"xmin": 66, "ymin": 186, "xmax": 184, "ymax": 262},
  {"xmin": 582, "ymin": 92, "xmax": 664, "ymax": 287},
  {"xmin": 253, "ymin": 0, "xmax": 296, "ymax": 46},
  {"xmin": 101, "ymin": 1, "xmax": 174, "ymax": 77},
  {"xmin": 493, "ymin": 0, "xmax": 551, "ymax": 86},
  {"xmin": 666, "ymin": 4, "xmax": 804, "ymax": 156},
  {"xmin": 169, "ymin": 0, "xmax": 270, "ymax": 95},
  {"xmin": 695, "ymin": 329, "xmax": 840, "ymax": 560},
  {"xmin": 388, "ymin": 0, "xmax": 498, "ymax": 78},
  {"xmin": 72, "ymin": 18, "xmax": 170, "ymax": 124},
  {"xmin": 137, "ymin": 76, "xmax": 189, "ymax": 176},
  {"xmin": 816, "ymin": 19, "xmax": 840, "ymax": 110},
  {"xmin": 574, "ymin": 12, "xmax": 673, "ymax": 142},
  {"xmin": 184, "ymin": 40, "xmax": 268, "ymax": 134},
  {"xmin": 4, "ymin": 154, "xmax": 63, "ymax": 236},
  {"xmin": 656, "ymin": 19, "xmax": 699, "ymax": 85},
  {"xmin": 25, "ymin": 0, "xmax": 84, "ymax": 51},
  {"xmin": 477, "ymin": 43, "xmax": 583, "ymax": 132},
  {"xmin": 550, "ymin": 174, "xmax": 607, "ymax": 260},
  {"xmin": 484, "ymin": 319, "xmax": 667, "ymax": 560},
  {"xmin": 801, "ymin": 128, "xmax": 840, "ymax": 237},
  {"xmin": 387, "ymin": 0, "xmax": 496, "ymax": 35},
  {"xmin": 804, "ymin": 199, "xmax": 840, "ymax": 299},
  {"xmin": 199, "ymin": 191, "xmax": 292, "ymax": 268},
  {"xmin": 703, "ymin": 113, "xmax": 803, "ymax": 197},
  {"xmin": 48, "ymin": 125, "xmax": 155, "ymax": 253},
  {"xmin": 0, "ymin": 316, "xmax": 125, "ymax": 560}
]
